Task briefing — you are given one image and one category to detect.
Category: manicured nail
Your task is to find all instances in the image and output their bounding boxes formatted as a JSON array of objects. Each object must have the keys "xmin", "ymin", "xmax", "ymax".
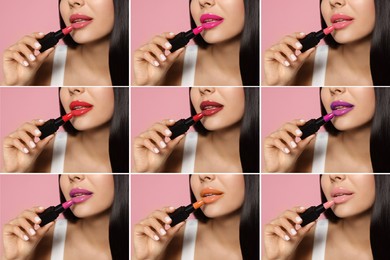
[
  {"xmin": 34, "ymin": 42, "xmax": 41, "ymax": 49},
  {"xmin": 164, "ymin": 216, "xmax": 172, "ymax": 223},
  {"xmin": 284, "ymin": 235, "xmax": 290, "ymax": 241},
  {"xmin": 295, "ymin": 50, "xmax": 302, "ymax": 56},
  {"xmin": 153, "ymin": 148, "xmax": 160, "ymax": 154},
  {"xmin": 290, "ymin": 54, "xmax": 297, "ymax": 61},
  {"xmin": 165, "ymin": 129, "xmax": 172, "ymax": 135},
  {"xmin": 35, "ymin": 216, "xmax": 41, "ymax": 223},
  {"xmin": 34, "ymin": 50, "xmax": 40, "ymax": 56},
  {"xmin": 34, "ymin": 129, "xmax": 41, "ymax": 135},
  {"xmin": 284, "ymin": 61, "xmax": 290, "ymax": 67},
  {"xmin": 165, "ymin": 224, "xmax": 171, "ymax": 230},
  {"xmin": 169, "ymin": 32, "xmax": 175, "ymax": 36},
  {"xmin": 22, "ymin": 61, "xmax": 29, "ymax": 67},
  {"xmin": 39, "ymin": 119, "xmax": 45, "ymax": 123},
  {"xmin": 159, "ymin": 54, "xmax": 166, "ymax": 61},
  {"xmin": 34, "ymin": 224, "xmax": 40, "ymax": 230},
  {"xmin": 295, "ymin": 42, "xmax": 303, "ymax": 49},
  {"xmin": 154, "ymin": 235, "xmax": 159, "ymax": 241},
  {"xmin": 29, "ymin": 228, "xmax": 36, "ymax": 235},
  {"xmin": 153, "ymin": 61, "xmax": 159, "ymax": 67},
  {"xmin": 165, "ymin": 42, "xmax": 172, "ymax": 48},
  {"xmin": 299, "ymin": 32, "xmax": 305, "ymax": 36},
  {"xmin": 295, "ymin": 216, "xmax": 303, "ymax": 223},
  {"xmin": 169, "ymin": 206, "xmax": 175, "ymax": 211},
  {"xmin": 283, "ymin": 148, "xmax": 290, "ymax": 154},
  {"xmin": 23, "ymin": 235, "xmax": 29, "ymax": 241},
  {"xmin": 169, "ymin": 119, "xmax": 175, "ymax": 123},
  {"xmin": 159, "ymin": 228, "xmax": 166, "ymax": 235},
  {"xmin": 23, "ymin": 148, "xmax": 29, "ymax": 154},
  {"xmin": 290, "ymin": 228, "xmax": 297, "ymax": 236},
  {"xmin": 290, "ymin": 141, "xmax": 297, "ymax": 148},
  {"xmin": 29, "ymin": 141, "xmax": 36, "ymax": 148},
  {"xmin": 159, "ymin": 141, "xmax": 166, "ymax": 148},
  {"xmin": 295, "ymin": 129, "xmax": 303, "ymax": 135},
  {"xmin": 295, "ymin": 224, "xmax": 302, "ymax": 230},
  {"xmin": 29, "ymin": 54, "xmax": 36, "ymax": 61},
  {"xmin": 38, "ymin": 32, "xmax": 45, "ymax": 36}
]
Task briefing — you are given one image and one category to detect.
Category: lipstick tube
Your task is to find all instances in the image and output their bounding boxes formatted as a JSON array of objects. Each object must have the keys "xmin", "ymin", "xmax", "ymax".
[
  {"xmin": 168, "ymin": 113, "xmax": 204, "ymax": 140},
  {"xmin": 38, "ymin": 200, "xmax": 73, "ymax": 227},
  {"xmin": 38, "ymin": 26, "xmax": 73, "ymax": 53},
  {"xmin": 168, "ymin": 201, "xmax": 204, "ymax": 227},
  {"xmin": 38, "ymin": 113, "xmax": 73, "ymax": 140},
  {"xmin": 299, "ymin": 26, "xmax": 334, "ymax": 52},
  {"xmin": 299, "ymin": 113, "xmax": 334, "ymax": 140},
  {"xmin": 299, "ymin": 201, "xmax": 334, "ymax": 227},
  {"xmin": 168, "ymin": 26, "xmax": 204, "ymax": 53}
]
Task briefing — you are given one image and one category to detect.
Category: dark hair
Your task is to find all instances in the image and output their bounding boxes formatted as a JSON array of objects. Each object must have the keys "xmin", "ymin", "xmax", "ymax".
[
  {"xmin": 59, "ymin": 0, "xmax": 129, "ymax": 85},
  {"xmin": 190, "ymin": 174, "xmax": 259, "ymax": 260},
  {"xmin": 189, "ymin": 0, "xmax": 259, "ymax": 85},
  {"xmin": 321, "ymin": 175, "xmax": 390, "ymax": 259},
  {"xmin": 60, "ymin": 175, "xmax": 129, "ymax": 260},
  {"xmin": 321, "ymin": 0, "xmax": 390, "ymax": 85},
  {"xmin": 60, "ymin": 88, "xmax": 129, "ymax": 173},
  {"xmin": 321, "ymin": 87, "xmax": 390, "ymax": 172},
  {"xmin": 190, "ymin": 88, "xmax": 259, "ymax": 173}
]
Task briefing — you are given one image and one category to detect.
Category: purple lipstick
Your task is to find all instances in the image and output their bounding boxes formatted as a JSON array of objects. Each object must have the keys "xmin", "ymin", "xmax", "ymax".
[
  {"xmin": 299, "ymin": 112, "xmax": 335, "ymax": 139},
  {"xmin": 331, "ymin": 101, "xmax": 354, "ymax": 116}
]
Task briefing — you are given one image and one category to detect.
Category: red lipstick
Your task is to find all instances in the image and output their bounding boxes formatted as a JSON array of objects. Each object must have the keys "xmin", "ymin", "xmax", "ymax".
[
  {"xmin": 200, "ymin": 101, "xmax": 224, "ymax": 116},
  {"xmin": 38, "ymin": 199, "xmax": 74, "ymax": 227},
  {"xmin": 38, "ymin": 25, "xmax": 74, "ymax": 53},
  {"xmin": 299, "ymin": 201, "xmax": 334, "ymax": 227},
  {"xmin": 168, "ymin": 25, "xmax": 205, "ymax": 53},
  {"xmin": 299, "ymin": 25, "xmax": 335, "ymax": 52},
  {"xmin": 299, "ymin": 112, "xmax": 335, "ymax": 139},
  {"xmin": 69, "ymin": 100, "xmax": 93, "ymax": 116},
  {"xmin": 168, "ymin": 200, "xmax": 205, "ymax": 227},
  {"xmin": 168, "ymin": 112, "xmax": 204, "ymax": 139},
  {"xmin": 38, "ymin": 112, "xmax": 74, "ymax": 140}
]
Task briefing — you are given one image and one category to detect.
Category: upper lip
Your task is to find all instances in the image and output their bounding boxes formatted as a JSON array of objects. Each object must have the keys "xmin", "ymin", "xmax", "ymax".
[
  {"xmin": 200, "ymin": 187, "xmax": 224, "ymax": 197},
  {"xmin": 331, "ymin": 14, "xmax": 354, "ymax": 23},
  {"xmin": 330, "ymin": 100, "xmax": 354, "ymax": 110},
  {"xmin": 200, "ymin": 100, "xmax": 223, "ymax": 110},
  {"xmin": 200, "ymin": 13, "xmax": 224, "ymax": 23},
  {"xmin": 330, "ymin": 187, "xmax": 354, "ymax": 198},
  {"xmin": 70, "ymin": 100, "xmax": 93, "ymax": 110},
  {"xmin": 70, "ymin": 13, "xmax": 93, "ymax": 23},
  {"xmin": 69, "ymin": 188, "xmax": 93, "ymax": 197}
]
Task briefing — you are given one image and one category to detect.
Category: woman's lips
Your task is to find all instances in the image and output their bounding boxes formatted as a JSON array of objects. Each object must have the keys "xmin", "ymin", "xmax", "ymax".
[
  {"xmin": 330, "ymin": 100, "xmax": 354, "ymax": 116},
  {"xmin": 70, "ymin": 14, "xmax": 93, "ymax": 29},
  {"xmin": 331, "ymin": 14, "xmax": 354, "ymax": 30},
  {"xmin": 200, "ymin": 101, "xmax": 224, "ymax": 116},
  {"xmin": 69, "ymin": 100, "xmax": 93, "ymax": 116},
  {"xmin": 200, "ymin": 187, "xmax": 224, "ymax": 204},
  {"xmin": 200, "ymin": 13, "xmax": 224, "ymax": 30},
  {"xmin": 70, "ymin": 188, "xmax": 93, "ymax": 204},
  {"xmin": 330, "ymin": 187, "xmax": 354, "ymax": 204}
]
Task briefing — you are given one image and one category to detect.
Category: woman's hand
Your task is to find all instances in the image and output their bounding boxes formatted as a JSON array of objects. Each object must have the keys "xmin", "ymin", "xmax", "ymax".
[
  {"xmin": 263, "ymin": 206, "xmax": 315, "ymax": 260},
  {"xmin": 263, "ymin": 119, "xmax": 315, "ymax": 172},
  {"xmin": 133, "ymin": 207, "xmax": 185, "ymax": 260},
  {"xmin": 2, "ymin": 33, "xmax": 54, "ymax": 86},
  {"xmin": 263, "ymin": 32, "xmax": 315, "ymax": 86},
  {"xmin": 133, "ymin": 119, "xmax": 185, "ymax": 172},
  {"xmin": 133, "ymin": 32, "xmax": 185, "ymax": 86},
  {"xmin": 2, "ymin": 207, "xmax": 54, "ymax": 260},
  {"xmin": 3, "ymin": 119, "xmax": 54, "ymax": 173}
]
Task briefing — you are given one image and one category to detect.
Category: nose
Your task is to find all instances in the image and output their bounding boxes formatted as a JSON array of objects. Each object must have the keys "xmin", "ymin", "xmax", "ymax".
[
  {"xmin": 68, "ymin": 174, "xmax": 85, "ymax": 182},
  {"xmin": 67, "ymin": 87, "xmax": 85, "ymax": 96},
  {"xmin": 198, "ymin": 87, "xmax": 216, "ymax": 96},
  {"xmin": 198, "ymin": 174, "xmax": 216, "ymax": 183},
  {"xmin": 328, "ymin": 87, "xmax": 346, "ymax": 96},
  {"xmin": 328, "ymin": 0, "xmax": 346, "ymax": 8},
  {"xmin": 329, "ymin": 174, "xmax": 346, "ymax": 183},
  {"xmin": 198, "ymin": 0, "xmax": 215, "ymax": 8},
  {"xmin": 68, "ymin": 0, "xmax": 85, "ymax": 8}
]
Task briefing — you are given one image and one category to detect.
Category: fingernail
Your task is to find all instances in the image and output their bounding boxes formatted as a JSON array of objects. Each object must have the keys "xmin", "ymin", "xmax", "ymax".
[
  {"xmin": 300, "ymin": 206, "xmax": 306, "ymax": 211},
  {"xmin": 169, "ymin": 32, "xmax": 175, "ymax": 36},
  {"xmin": 164, "ymin": 216, "xmax": 172, "ymax": 223},
  {"xmin": 290, "ymin": 228, "xmax": 297, "ymax": 236},
  {"xmin": 159, "ymin": 54, "xmax": 166, "ymax": 61},
  {"xmin": 23, "ymin": 148, "xmax": 29, "ymax": 154},
  {"xmin": 284, "ymin": 61, "xmax": 290, "ymax": 67},
  {"xmin": 295, "ymin": 129, "xmax": 303, "ymax": 135},
  {"xmin": 34, "ymin": 50, "xmax": 40, "ymax": 56},
  {"xmin": 34, "ymin": 129, "xmax": 41, "ymax": 135},
  {"xmin": 153, "ymin": 148, "xmax": 160, "ymax": 154},
  {"xmin": 299, "ymin": 119, "xmax": 306, "ymax": 123},
  {"xmin": 295, "ymin": 50, "xmax": 302, "ymax": 56},
  {"xmin": 159, "ymin": 141, "xmax": 166, "ymax": 148},
  {"xmin": 290, "ymin": 54, "xmax": 297, "ymax": 61},
  {"xmin": 165, "ymin": 42, "xmax": 172, "ymax": 48},
  {"xmin": 296, "ymin": 216, "xmax": 303, "ymax": 223},
  {"xmin": 29, "ymin": 228, "xmax": 36, "ymax": 235},
  {"xmin": 22, "ymin": 61, "xmax": 29, "ymax": 67},
  {"xmin": 34, "ymin": 216, "xmax": 41, "ymax": 223},
  {"xmin": 169, "ymin": 119, "xmax": 175, "ymax": 123},
  {"xmin": 23, "ymin": 235, "xmax": 29, "ymax": 241},
  {"xmin": 295, "ymin": 137, "xmax": 302, "ymax": 143},
  {"xmin": 284, "ymin": 235, "xmax": 290, "ymax": 241},
  {"xmin": 39, "ymin": 32, "xmax": 45, "ymax": 36},
  {"xmin": 295, "ymin": 42, "xmax": 303, "ymax": 49},
  {"xmin": 29, "ymin": 54, "xmax": 36, "ymax": 61},
  {"xmin": 29, "ymin": 141, "xmax": 36, "ymax": 148},
  {"xmin": 154, "ymin": 235, "xmax": 160, "ymax": 241},
  {"xmin": 290, "ymin": 141, "xmax": 297, "ymax": 148},
  {"xmin": 159, "ymin": 228, "xmax": 166, "ymax": 235},
  {"xmin": 299, "ymin": 32, "xmax": 305, "ymax": 36},
  {"xmin": 165, "ymin": 129, "xmax": 172, "ymax": 135},
  {"xmin": 283, "ymin": 148, "xmax": 290, "ymax": 154},
  {"xmin": 295, "ymin": 224, "xmax": 302, "ymax": 230},
  {"xmin": 34, "ymin": 224, "xmax": 40, "ymax": 230},
  {"xmin": 34, "ymin": 42, "xmax": 41, "ymax": 49},
  {"xmin": 169, "ymin": 206, "xmax": 175, "ymax": 211},
  {"xmin": 165, "ymin": 224, "xmax": 171, "ymax": 230},
  {"xmin": 153, "ymin": 61, "xmax": 159, "ymax": 67}
]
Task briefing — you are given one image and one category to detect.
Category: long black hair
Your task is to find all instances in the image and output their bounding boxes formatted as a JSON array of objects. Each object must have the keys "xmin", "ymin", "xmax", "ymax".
[
  {"xmin": 60, "ymin": 88, "xmax": 129, "ymax": 173},
  {"xmin": 59, "ymin": 0, "xmax": 129, "ymax": 86},
  {"xmin": 321, "ymin": 88, "xmax": 390, "ymax": 172},
  {"xmin": 189, "ymin": 0, "xmax": 259, "ymax": 86},
  {"xmin": 320, "ymin": 0, "xmax": 390, "ymax": 85},
  {"xmin": 190, "ymin": 175, "xmax": 259, "ymax": 260},
  {"xmin": 321, "ymin": 175, "xmax": 390, "ymax": 260},
  {"xmin": 190, "ymin": 88, "xmax": 259, "ymax": 173},
  {"xmin": 60, "ymin": 175, "xmax": 129, "ymax": 260}
]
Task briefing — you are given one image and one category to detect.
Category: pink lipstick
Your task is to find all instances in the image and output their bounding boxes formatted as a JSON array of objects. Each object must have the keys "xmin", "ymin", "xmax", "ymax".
[
  {"xmin": 299, "ymin": 201, "xmax": 334, "ymax": 227},
  {"xmin": 330, "ymin": 101, "xmax": 354, "ymax": 117},
  {"xmin": 38, "ymin": 199, "xmax": 74, "ymax": 227},
  {"xmin": 69, "ymin": 188, "xmax": 93, "ymax": 204},
  {"xmin": 299, "ymin": 25, "xmax": 335, "ymax": 52},
  {"xmin": 38, "ymin": 112, "xmax": 74, "ymax": 140},
  {"xmin": 168, "ymin": 200, "xmax": 205, "ymax": 227},
  {"xmin": 200, "ymin": 101, "xmax": 224, "ymax": 116},
  {"xmin": 168, "ymin": 25, "xmax": 205, "ymax": 52},
  {"xmin": 168, "ymin": 112, "xmax": 204, "ymax": 139},
  {"xmin": 38, "ymin": 25, "xmax": 74, "ymax": 53},
  {"xmin": 70, "ymin": 14, "xmax": 93, "ymax": 29},
  {"xmin": 331, "ymin": 14, "xmax": 353, "ymax": 30},
  {"xmin": 331, "ymin": 187, "xmax": 354, "ymax": 204},
  {"xmin": 200, "ymin": 13, "xmax": 224, "ymax": 30},
  {"xmin": 299, "ymin": 112, "xmax": 335, "ymax": 139}
]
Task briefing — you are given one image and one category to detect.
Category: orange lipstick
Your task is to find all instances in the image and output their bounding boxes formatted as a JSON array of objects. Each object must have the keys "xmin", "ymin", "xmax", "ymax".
[
  {"xmin": 200, "ymin": 187, "xmax": 224, "ymax": 204},
  {"xmin": 168, "ymin": 200, "xmax": 205, "ymax": 226}
]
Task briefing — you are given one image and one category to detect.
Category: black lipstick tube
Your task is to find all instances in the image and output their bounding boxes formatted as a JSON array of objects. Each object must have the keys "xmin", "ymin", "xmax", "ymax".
[
  {"xmin": 168, "ymin": 204, "xmax": 196, "ymax": 227},
  {"xmin": 299, "ymin": 116, "xmax": 326, "ymax": 140},
  {"xmin": 168, "ymin": 29, "xmax": 196, "ymax": 53},
  {"xmin": 38, "ymin": 116, "xmax": 68, "ymax": 140},
  {"xmin": 38, "ymin": 29, "xmax": 66, "ymax": 53},
  {"xmin": 299, "ymin": 30, "xmax": 326, "ymax": 53},
  {"xmin": 299, "ymin": 204, "xmax": 327, "ymax": 227},
  {"xmin": 38, "ymin": 204, "xmax": 67, "ymax": 227}
]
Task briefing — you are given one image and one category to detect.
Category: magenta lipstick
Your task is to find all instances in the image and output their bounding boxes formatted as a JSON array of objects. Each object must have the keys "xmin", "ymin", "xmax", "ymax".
[
  {"xmin": 168, "ymin": 112, "xmax": 204, "ymax": 139},
  {"xmin": 299, "ymin": 25, "xmax": 335, "ymax": 52},
  {"xmin": 299, "ymin": 112, "xmax": 335, "ymax": 139},
  {"xmin": 168, "ymin": 25, "xmax": 204, "ymax": 52},
  {"xmin": 38, "ymin": 25, "xmax": 73, "ymax": 52},
  {"xmin": 299, "ymin": 201, "xmax": 334, "ymax": 227},
  {"xmin": 38, "ymin": 112, "xmax": 73, "ymax": 140},
  {"xmin": 169, "ymin": 200, "xmax": 204, "ymax": 227},
  {"xmin": 38, "ymin": 200, "xmax": 74, "ymax": 227}
]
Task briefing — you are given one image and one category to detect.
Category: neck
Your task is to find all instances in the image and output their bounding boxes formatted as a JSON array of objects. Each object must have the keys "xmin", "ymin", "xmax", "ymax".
[
  {"xmin": 337, "ymin": 37, "xmax": 371, "ymax": 73},
  {"xmin": 337, "ymin": 210, "xmax": 371, "ymax": 249},
  {"xmin": 205, "ymin": 36, "xmax": 241, "ymax": 73},
  {"xmin": 206, "ymin": 211, "xmax": 241, "ymax": 248},
  {"xmin": 206, "ymin": 123, "xmax": 241, "ymax": 160},
  {"xmin": 337, "ymin": 123, "xmax": 371, "ymax": 162},
  {"xmin": 75, "ymin": 37, "xmax": 110, "ymax": 73},
  {"xmin": 75, "ymin": 210, "xmax": 111, "ymax": 248}
]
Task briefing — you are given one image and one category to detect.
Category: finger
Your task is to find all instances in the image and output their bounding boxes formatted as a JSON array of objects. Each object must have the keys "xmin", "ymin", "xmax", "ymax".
[
  {"xmin": 4, "ymin": 224, "xmax": 30, "ymax": 241},
  {"xmin": 4, "ymin": 49, "xmax": 30, "ymax": 67},
  {"xmin": 134, "ymin": 224, "xmax": 160, "ymax": 241},
  {"xmin": 15, "ymin": 42, "xmax": 37, "ymax": 63},
  {"xmin": 143, "ymin": 51, "xmax": 160, "ymax": 67},
  {"xmin": 143, "ymin": 138, "xmax": 160, "ymax": 154},
  {"xmin": 276, "ymin": 130, "xmax": 297, "ymax": 150},
  {"xmin": 15, "ymin": 217, "xmax": 37, "ymax": 237},
  {"xmin": 15, "ymin": 130, "xmax": 36, "ymax": 150},
  {"xmin": 147, "ymin": 42, "xmax": 167, "ymax": 62},
  {"xmin": 265, "ymin": 136, "xmax": 290, "ymax": 154}
]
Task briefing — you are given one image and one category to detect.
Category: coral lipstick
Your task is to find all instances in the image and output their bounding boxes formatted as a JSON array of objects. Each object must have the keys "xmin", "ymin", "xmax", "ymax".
[
  {"xmin": 168, "ymin": 25, "xmax": 205, "ymax": 53},
  {"xmin": 200, "ymin": 187, "xmax": 224, "ymax": 204},
  {"xmin": 168, "ymin": 112, "xmax": 204, "ymax": 139},
  {"xmin": 38, "ymin": 112, "xmax": 74, "ymax": 140},
  {"xmin": 331, "ymin": 14, "xmax": 353, "ymax": 30},
  {"xmin": 70, "ymin": 14, "xmax": 93, "ymax": 29},
  {"xmin": 168, "ymin": 200, "xmax": 205, "ymax": 227},
  {"xmin": 299, "ymin": 201, "xmax": 334, "ymax": 227},
  {"xmin": 38, "ymin": 25, "xmax": 73, "ymax": 53},
  {"xmin": 299, "ymin": 25, "xmax": 335, "ymax": 52},
  {"xmin": 38, "ymin": 199, "xmax": 74, "ymax": 227},
  {"xmin": 299, "ymin": 112, "xmax": 335, "ymax": 139}
]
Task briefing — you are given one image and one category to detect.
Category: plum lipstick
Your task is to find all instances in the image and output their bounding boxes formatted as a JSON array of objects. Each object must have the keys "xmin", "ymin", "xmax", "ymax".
[
  {"xmin": 38, "ymin": 112, "xmax": 74, "ymax": 140},
  {"xmin": 299, "ymin": 112, "xmax": 335, "ymax": 139},
  {"xmin": 38, "ymin": 25, "xmax": 73, "ymax": 53},
  {"xmin": 168, "ymin": 25, "xmax": 205, "ymax": 53},
  {"xmin": 168, "ymin": 112, "xmax": 204, "ymax": 139},
  {"xmin": 299, "ymin": 25, "xmax": 335, "ymax": 52},
  {"xmin": 168, "ymin": 200, "xmax": 205, "ymax": 227},
  {"xmin": 38, "ymin": 200, "xmax": 74, "ymax": 227},
  {"xmin": 299, "ymin": 201, "xmax": 334, "ymax": 227}
]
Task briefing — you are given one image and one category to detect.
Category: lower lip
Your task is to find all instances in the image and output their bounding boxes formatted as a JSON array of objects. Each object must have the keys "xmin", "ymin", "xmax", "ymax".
[
  {"xmin": 71, "ymin": 107, "xmax": 93, "ymax": 117},
  {"xmin": 201, "ymin": 107, "xmax": 223, "ymax": 116},
  {"xmin": 332, "ymin": 194, "xmax": 354, "ymax": 204},
  {"xmin": 332, "ymin": 20, "xmax": 353, "ymax": 30},
  {"xmin": 71, "ymin": 20, "xmax": 93, "ymax": 29},
  {"xmin": 202, "ymin": 20, "xmax": 224, "ymax": 30},
  {"xmin": 332, "ymin": 107, "xmax": 354, "ymax": 116},
  {"xmin": 72, "ymin": 194, "xmax": 93, "ymax": 204},
  {"xmin": 202, "ymin": 194, "xmax": 223, "ymax": 204}
]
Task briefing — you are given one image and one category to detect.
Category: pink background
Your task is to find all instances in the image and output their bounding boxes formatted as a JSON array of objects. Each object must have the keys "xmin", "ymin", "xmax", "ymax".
[
  {"xmin": 0, "ymin": 175, "xmax": 59, "ymax": 256},
  {"xmin": 0, "ymin": 0, "xmax": 60, "ymax": 82},
  {"xmin": 0, "ymin": 88, "xmax": 60, "ymax": 171}
]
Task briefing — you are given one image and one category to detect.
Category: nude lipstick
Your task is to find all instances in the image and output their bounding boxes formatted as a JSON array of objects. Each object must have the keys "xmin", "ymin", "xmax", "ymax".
[
  {"xmin": 299, "ymin": 201, "xmax": 334, "ymax": 227},
  {"xmin": 168, "ymin": 25, "xmax": 205, "ymax": 53},
  {"xmin": 38, "ymin": 112, "xmax": 73, "ymax": 140},
  {"xmin": 38, "ymin": 200, "xmax": 74, "ymax": 227},
  {"xmin": 168, "ymin": 200, "xmax": 205, "ymax": 227},
  {"xmin": 168, "ymin": 112, "xmax": 204, "ymax": 139},
  {"xmin": 299, "ymin": 25, "xmax": 335, "ymax": 52},
  {"xmin": 38, "ymin": 25, "xmax": 73, "ymax": 53},
  {"xmin": 299, "ymin": 112, "xmax": 335, "ymax": 139}
]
